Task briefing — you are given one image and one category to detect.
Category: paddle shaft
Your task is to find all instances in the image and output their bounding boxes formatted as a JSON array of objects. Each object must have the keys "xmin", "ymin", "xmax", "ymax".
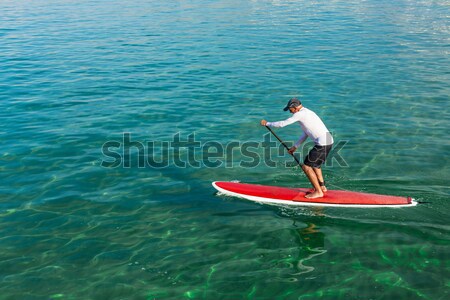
[{"xmin": 265, "ymin": 126, "xmax": 302, "ymax": 166}]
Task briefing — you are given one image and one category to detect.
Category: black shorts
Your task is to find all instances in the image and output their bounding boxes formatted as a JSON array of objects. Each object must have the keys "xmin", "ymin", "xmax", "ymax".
[{"xmin": 304, "ymin": 144, "xmax": 333, "ymax": 168}]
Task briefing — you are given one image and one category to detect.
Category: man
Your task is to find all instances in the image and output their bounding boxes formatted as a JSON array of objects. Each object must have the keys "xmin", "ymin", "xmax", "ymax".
[{"xmin": 260, "ymin": 98, "xmax": 333, "ymax": 199}]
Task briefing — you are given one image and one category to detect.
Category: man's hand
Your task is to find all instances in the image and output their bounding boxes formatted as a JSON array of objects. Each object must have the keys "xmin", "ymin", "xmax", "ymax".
[
  {"xmin": 288, "ymin": 146, "xmax": 297, "ymax": 155},
  {"xmin": 260, "ymin": 120, "xmax": 268, "ymax": 126}
]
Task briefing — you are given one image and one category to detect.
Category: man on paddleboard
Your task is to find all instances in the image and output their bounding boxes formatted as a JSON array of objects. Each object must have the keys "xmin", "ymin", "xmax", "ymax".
[{"xmin": 260, "ymin": 98, "xmax": 333, "ymax": 199}]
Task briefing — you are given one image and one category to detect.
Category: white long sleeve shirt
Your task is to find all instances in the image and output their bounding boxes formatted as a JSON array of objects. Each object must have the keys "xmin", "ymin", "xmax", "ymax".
[{"xmin": 267, "ymin": 107, "xmax": 333, "ymax": 147}]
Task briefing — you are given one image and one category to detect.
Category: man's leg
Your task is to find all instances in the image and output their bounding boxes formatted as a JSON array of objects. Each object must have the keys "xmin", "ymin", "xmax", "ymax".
[
  {"xmin": 302, "ymin": 164, "xmax": 323, "ymax": 199},
  {"xmin": 313, "ymin": 167, "xmax": 327, "ymax": 192}
]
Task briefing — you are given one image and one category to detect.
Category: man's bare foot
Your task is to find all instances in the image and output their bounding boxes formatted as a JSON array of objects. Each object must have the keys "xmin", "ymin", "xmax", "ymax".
[{"xmin": 305, "ymin": 190, "xmax": 324, "ymax": 199}]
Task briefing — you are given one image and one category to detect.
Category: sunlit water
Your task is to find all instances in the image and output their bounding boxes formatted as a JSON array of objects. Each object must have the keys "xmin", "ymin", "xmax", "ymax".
[{"xmin": 1, "ymin": 0, "xmax": 449, "ymax": 299}]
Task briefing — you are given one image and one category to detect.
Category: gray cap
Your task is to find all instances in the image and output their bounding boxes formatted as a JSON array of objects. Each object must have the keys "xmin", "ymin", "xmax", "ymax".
[{"xmin": 283, "ymin": 98, "xmax": 302, "ymax": 111}]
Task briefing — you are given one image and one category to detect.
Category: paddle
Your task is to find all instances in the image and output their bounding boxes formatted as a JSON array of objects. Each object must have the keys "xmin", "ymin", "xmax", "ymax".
[{"xmin": 265, "ymin": 126, "xmax": 302, "ymax": 166}]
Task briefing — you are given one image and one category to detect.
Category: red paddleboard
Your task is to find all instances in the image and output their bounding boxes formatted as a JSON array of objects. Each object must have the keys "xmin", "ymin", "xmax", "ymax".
[{"xmin": 212, "ymin": 181, "xmax": 416, "ymax": 207}]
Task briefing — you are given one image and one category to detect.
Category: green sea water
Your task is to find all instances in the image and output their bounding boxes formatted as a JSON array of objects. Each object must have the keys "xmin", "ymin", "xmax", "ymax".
[{"xmin": 1, "ymin": 0, "xmax": 449, "ymax": 299}]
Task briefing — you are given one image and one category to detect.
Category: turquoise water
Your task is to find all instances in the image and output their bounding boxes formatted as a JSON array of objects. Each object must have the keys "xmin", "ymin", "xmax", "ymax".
[{"xmin": 1, "ymin": 0, "xmax": 449, "ymax": 299}]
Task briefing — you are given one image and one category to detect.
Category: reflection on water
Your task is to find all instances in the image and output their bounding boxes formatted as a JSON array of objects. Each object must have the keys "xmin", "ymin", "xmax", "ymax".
[
  {"xmin": 293, "ymin": 222, "xmax": 327, "ymax": 275},
  {"xmin": 284, "ymin": 207, "xmax": 328, "ymax": 277}
]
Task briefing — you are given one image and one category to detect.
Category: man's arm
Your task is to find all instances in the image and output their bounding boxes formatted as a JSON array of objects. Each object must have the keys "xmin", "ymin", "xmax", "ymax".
[
  {"xmin": 264, "ymin": 114, "xmax": 300, "ymax": 128},
  {"xmin": 294, "ymin": 132, "xmax": 307, "ymax": 148},
  {"xmin": 288, "ymin": 132, "xmax": 307, "ymax": 154}
]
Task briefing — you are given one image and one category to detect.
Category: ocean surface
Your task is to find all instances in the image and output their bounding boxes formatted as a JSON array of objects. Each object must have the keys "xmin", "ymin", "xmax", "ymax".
[{"xmin": 1, "ymin": 0, "xmax": 449, "ymax": 299}]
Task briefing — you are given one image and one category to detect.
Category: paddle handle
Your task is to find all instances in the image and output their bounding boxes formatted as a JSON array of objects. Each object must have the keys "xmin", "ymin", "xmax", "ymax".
[{"xmin": 265, "ymin": 126, "xmax": 302, "ymax": 166}]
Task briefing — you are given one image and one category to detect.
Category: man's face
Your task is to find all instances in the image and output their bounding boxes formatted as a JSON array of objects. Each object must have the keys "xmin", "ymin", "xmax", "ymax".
[{"xmin": 289, "ymin": 106, "xmax": 297, "ymax": 114}]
